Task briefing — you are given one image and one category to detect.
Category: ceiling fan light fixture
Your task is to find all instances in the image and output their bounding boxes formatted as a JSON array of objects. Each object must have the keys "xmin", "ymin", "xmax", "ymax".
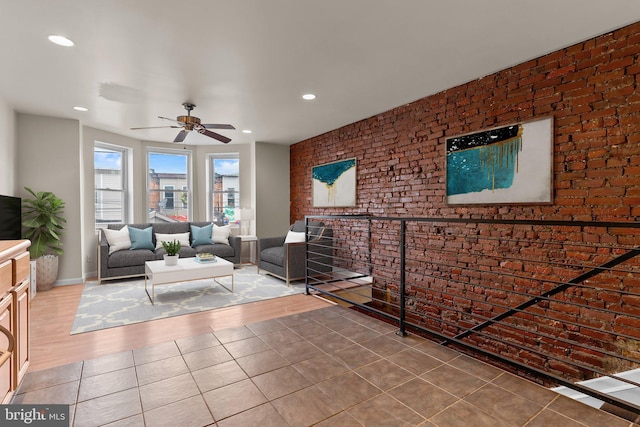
[
  {"xmin": 73, "ymin": 106, "xmax": 88, "ymax": 112},
  {"xmin": 48, "ymin": 35, "xmax": 74, "ymax": 47},
  {"xmin": 131, "ymin": 103, "xmax": 234, "ymax": 144},
  {"xmin": 242, "ymin": 129, "xmax": 252, "ymax": 134},
  {"xmin": 302, "ymin": 93, "xmax": 316, "ymax": 100}
]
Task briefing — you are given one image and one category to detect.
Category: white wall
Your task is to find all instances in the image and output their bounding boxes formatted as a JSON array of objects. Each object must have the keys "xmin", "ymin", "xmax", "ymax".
[
  {"xmin": 256, "ymin": 142, "xmax": 290, "ymax": 238},
  {"xmin": 17, "ymin": 113, "xmax": 82, "ymax": 285},
  {"xmin": 0, "ymin": 96, "xmax": 16, "ymax": 196}
]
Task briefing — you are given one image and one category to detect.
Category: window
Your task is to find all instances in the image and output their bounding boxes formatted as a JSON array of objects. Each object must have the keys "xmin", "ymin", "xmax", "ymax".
[
  {"xmin": 148, "ymin": 149, "xmax": 191, "ymax": 222},
  {"xmin": 208, "ymin": 154, "xmax": 239, "ymax": 225},
  {"xmin": 94, "ymin": 143, "xmax": 128, "ymax": 228}
]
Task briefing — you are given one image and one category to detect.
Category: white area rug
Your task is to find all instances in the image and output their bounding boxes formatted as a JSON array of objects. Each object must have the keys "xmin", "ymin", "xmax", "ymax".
[{"xmin": 71, "ymin": 266, "xmax": 303, "ymax": 334}]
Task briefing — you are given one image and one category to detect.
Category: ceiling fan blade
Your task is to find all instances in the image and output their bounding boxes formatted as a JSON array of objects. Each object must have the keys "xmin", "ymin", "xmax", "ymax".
[
  {"xmin": 202, "ymin": 124, "xmax": 236, "ymax": 130},
  {"xmin": 173, "ymin": 130, "xmax": 188, "ymax": 143},
  {"xmin": 158, "ymin": 116, "xmax": 184, "ymax": 126},
  {"xmin": 130, "ymin": 125, "xmax": 182, "ymax": 130},
  {"xmin": 197, "ymin": 128, "xmax": 231, "ymax": 143}
]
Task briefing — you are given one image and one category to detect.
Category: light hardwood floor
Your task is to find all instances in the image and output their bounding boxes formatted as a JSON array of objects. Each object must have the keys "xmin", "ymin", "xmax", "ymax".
[{"xmin": 29, "ymin": 282, "xmax": 332, "ymax": 372}]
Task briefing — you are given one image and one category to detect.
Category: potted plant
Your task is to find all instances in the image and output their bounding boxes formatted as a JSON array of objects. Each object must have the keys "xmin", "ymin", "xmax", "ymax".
[
  {"xmin": 21, "ymin": 187, "xmax": 66, "ymax": 291},
  {"xmin": 162, "ymin": 239, "xmax": 181, "ymax": 266}
]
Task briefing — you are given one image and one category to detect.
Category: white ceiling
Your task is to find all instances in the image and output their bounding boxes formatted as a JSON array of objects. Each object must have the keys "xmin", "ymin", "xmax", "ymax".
[{"xmin": 2, "ymin": 1, "xmax": 640, "ymax": 146}]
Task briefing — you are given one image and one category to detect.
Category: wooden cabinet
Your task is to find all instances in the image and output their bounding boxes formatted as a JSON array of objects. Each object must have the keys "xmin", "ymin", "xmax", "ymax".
[
  {"xmin": 0, "ymin": 294, "xmax": 13, "ymax": 404},
  {"xmin": 12, "ymin": 279, "xmax": 29, "ymax": 387},
  {"xmin": 0, "ymin": 240, "xmax": 30, "ymax": 404},
  {"xmin": 0, "ymin": 261, "xmax": 11, "ymax": 298},
  {"xmin": 13, "ymin": 252, "xmax": 30, "ymax": 287}
]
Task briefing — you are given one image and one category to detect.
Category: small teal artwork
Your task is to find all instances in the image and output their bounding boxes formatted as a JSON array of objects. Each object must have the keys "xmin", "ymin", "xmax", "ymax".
[
  {"xmin": 446, "ymin": 117, "xmax": 553, "ymax": 205},
  {"xmin": 312, "ymin": 158, "xmax": 357, "ymax": 207}
]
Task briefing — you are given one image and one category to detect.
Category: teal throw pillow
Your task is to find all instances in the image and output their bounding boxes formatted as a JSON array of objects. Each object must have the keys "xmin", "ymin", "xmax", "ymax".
[
  {"xmin": 129, "ymin": 226, "xmax": 154, "ymax": 250},
  {"xmin": 191, "ymin": 223, "xmax": 214, "ymax": 247}
]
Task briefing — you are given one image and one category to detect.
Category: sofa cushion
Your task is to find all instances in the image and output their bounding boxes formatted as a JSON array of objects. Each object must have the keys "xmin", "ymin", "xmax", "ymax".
[
  {"xmin": 108, "ymin": 249, "xmax": 155, "ymax": 268},
  {"xmin": 152, "ymin": 222, "xmax": 190, "ymax": 236},
  {"xmin": 195, "ymin": 243, "xmax": 235, "ymax": 258},
  {"xmin": 260, "ymin": 246, "xmax": 285, "ymax": 267},
  {"xmin": 190, "ymin": 221, "xmax": 215, "ymax": 228},
  {"xmin": 212, "ymin": 224, "xmax": 231, "ymax": 245},
  {"xmin": 155, "ymin": 232, "xmax": 190, "ymax": 249},
  {"xmin": 104, "ymin": 225, "xmax": 131, "ymax": 254},
  {"xmin": 108, "ymin": 223, "xmax": 150, "ymax": 231},
  {"xmin": 190, "ymin": 224, "xmax": 214, "ymax": 247},
  {"xmin": 129, "ymin": 226, "xmax": 154, "ymax": 250},
  {"xmin": 284, "ymin": 230, "xmax": 305, "ymax": 244}
]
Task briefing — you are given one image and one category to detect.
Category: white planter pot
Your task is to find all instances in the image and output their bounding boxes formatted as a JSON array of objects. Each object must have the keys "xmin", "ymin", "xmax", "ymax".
[
  {"xmin": 35, "ymin": 255, "xmax": 58, "ymax": 291},
  {"xmin": 164, "ymin": 254, "xmax": 179, "ymax": 266}
]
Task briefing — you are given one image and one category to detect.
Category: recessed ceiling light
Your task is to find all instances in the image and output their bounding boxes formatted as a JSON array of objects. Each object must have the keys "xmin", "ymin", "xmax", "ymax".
[
  {"xmin": 302, "ymin": 93, "xmax": 316, "ymax": 100},
  {"xmin": 73, "ymin": 106, "xmax": 88, "ymax": 112},
  {"xmin": 242, "ymin": 129, "xmax": 252, "ymax": 134},
  {"xmin": 48, "ymin": 35, "xmax": 74, "ymax": 47}
]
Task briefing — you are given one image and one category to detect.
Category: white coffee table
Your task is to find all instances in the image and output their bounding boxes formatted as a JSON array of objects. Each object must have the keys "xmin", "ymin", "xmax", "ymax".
[{"xmin": 144, "ymin": 257, "xmax": 234, "ymax": 304}]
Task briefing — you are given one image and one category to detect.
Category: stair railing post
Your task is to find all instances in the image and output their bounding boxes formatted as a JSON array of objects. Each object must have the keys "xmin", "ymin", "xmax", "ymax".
[
  {"xmin": 397, "ymin": 219, "xmax": 407, "ymax": 337},
  {"xmin": 304, "ymin": 216, "xmax": 310, "ymax": 295}
]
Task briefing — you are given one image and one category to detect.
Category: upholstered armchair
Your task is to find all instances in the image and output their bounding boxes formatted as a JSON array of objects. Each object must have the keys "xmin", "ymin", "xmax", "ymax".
[{"xmin": 258, "ymin": 220, "xmax": 333, "ymax": 285}]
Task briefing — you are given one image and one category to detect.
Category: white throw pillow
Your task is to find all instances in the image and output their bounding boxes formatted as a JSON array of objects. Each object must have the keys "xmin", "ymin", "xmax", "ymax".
[
  {"xmin": 155, "ymin": 232, "xmax": 191, "ymax": 249},
  {"xmin": 212, "ymin": 224, "xmax": 231, "ymax": 245},
  {"xmin": 103, "ymin": 225, "xmax": 131, "ymax": 254},
  {"xmin": 284, "ymin": 230, "xmax": 306, "ymax": 244}
]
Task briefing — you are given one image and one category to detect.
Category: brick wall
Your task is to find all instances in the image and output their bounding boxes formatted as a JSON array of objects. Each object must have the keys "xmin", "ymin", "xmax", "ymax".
[
  {"xmin": 291, "ymin": 21, "xmax": 640, "ymax": 221},
  {"xmin": 290, "ymin": 21, "xmax": 640, "ymax": 380}
]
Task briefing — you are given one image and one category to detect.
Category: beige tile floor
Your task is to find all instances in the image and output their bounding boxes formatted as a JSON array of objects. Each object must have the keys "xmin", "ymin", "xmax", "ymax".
[{"xmin": 12, "ymin": 305, "xmax": 638, "ymax": 426}]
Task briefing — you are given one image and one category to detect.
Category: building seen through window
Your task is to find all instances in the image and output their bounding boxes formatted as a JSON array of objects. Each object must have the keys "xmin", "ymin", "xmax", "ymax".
[
  {"xmin": 148, "ymin": 150, "xmax": 191, "ymax": 222},
  {"xmin": 94, "ymin": 143, "xmax": 128, "ymax": 229},
  {"xmin": 209, "ymin": 155, "xmax": 239, "ymax": 225}
]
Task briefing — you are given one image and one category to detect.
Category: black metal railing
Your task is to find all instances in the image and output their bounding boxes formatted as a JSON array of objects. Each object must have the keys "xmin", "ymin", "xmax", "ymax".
[{"xmin": 303, "ymin": 215, "xmax": 640, "ymax": 415}]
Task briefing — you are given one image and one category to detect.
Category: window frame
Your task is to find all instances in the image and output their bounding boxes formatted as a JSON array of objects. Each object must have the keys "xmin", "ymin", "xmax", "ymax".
[{"xmin": 94, "ymin": 142, "xmax": 129, "ymax": 229}]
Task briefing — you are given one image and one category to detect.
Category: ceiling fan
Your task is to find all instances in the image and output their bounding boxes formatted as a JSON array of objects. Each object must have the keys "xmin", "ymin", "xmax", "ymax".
[{"xmin": 130, "ymin": 102, "xmax": 235, "ymax": 143}]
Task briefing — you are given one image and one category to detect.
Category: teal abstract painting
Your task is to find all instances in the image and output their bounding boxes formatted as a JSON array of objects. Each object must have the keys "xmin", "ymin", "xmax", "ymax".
[
  {"xmin": 447, "ymin": 124, "xmax": 522, "ymax": 196},
  {"xmin": 312, "ymin": 158, "xmax": 356, "ymax": 207},
  {"xmin": 446, "ymin": 117, "xmax": 553, "ymax": 205}
]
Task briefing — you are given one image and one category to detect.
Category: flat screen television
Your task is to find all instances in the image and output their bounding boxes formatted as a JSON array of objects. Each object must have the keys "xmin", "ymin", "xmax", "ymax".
[{"xmin": 0, "ymin": 195, "xmax": 22, "ymax": 240}]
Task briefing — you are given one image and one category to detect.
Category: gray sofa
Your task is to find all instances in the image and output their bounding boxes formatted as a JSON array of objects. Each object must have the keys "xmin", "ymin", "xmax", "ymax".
[
  {"xmin": 258, "ymin": 220, "xmax": 333, "ymax": 285},
  {"xmin": 98, "ymin": 221, "xmax": 241, "ymax": 284}
]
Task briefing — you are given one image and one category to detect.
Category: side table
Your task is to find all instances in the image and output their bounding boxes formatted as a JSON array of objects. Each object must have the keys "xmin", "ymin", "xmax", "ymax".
[{"xmin": 237, "ymin": 234, "xmax": 258, "ymax": 265}]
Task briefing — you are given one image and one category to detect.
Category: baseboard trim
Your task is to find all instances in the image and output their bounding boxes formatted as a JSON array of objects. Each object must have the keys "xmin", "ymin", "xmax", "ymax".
[{"xmin": 53, "ymin": 277, "xmax": 85, "ymax": 286}]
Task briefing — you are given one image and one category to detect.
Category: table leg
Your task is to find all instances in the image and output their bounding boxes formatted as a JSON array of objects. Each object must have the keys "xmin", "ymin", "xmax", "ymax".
[
  {"xmin": 145, "ymin": 274, "xmax": 155, "ymax": 304},
  {"xmin": 214, "ymin": 274, "xmax": 235, "ymax": 293},
  {"xmin": 253, "ymin": 240, "xmax": 257, "ymax": 266}
]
